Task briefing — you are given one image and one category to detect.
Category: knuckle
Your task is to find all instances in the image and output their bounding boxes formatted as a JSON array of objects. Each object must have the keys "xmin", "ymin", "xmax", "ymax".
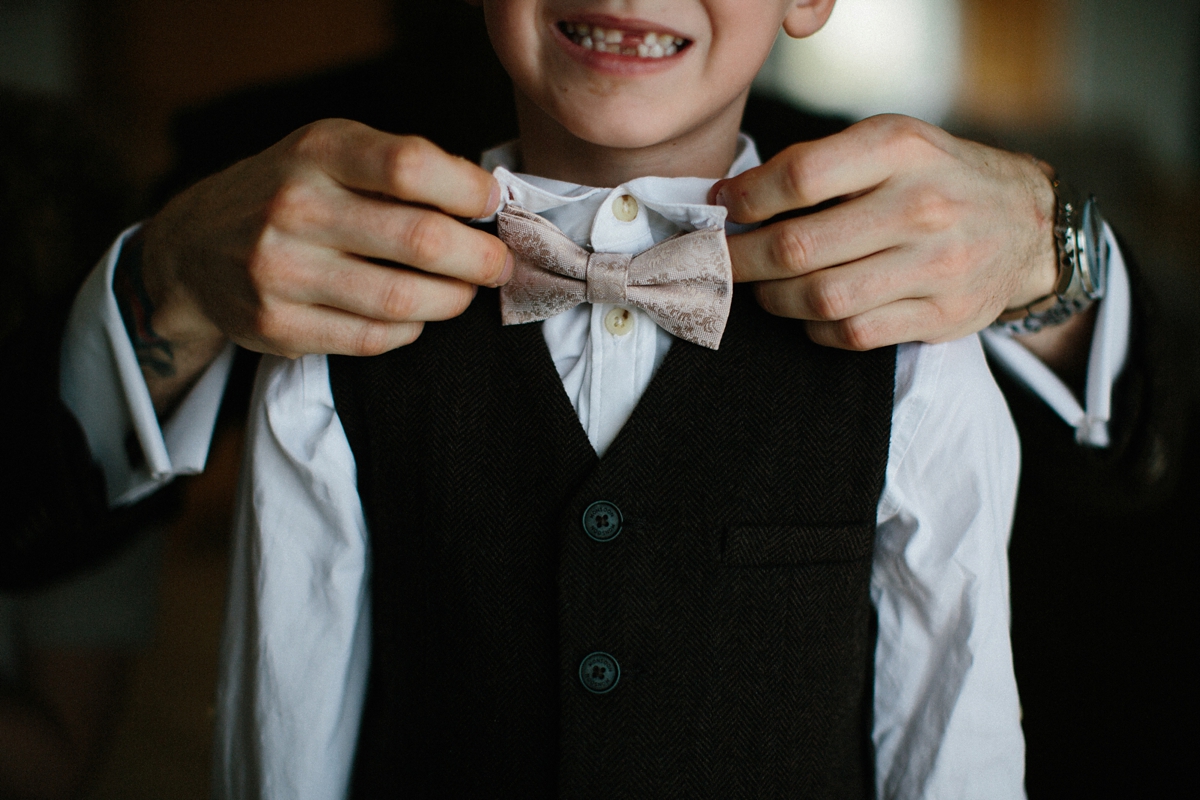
[
  {"xmin": 265, "ymin": 180, "xmax": 323, "ymax": 232},
  {"xmin": 246, "ymin": 245, "xmax": 308, "ymax": 303},
  {"xmin": 838, "ymin": 316, "xmax": 880, "ymax": 351},
  {"xmin": 288, "ymin": 122, "xmax": 327, "ymax": 159},
  {"xmin": 379, "ymin": 278, "xmax": 418, "ymax": 320},
  {"xmin": 244, "ymin": 246, "xmax": 284, "ymax": 293},
  {"xmin": 251, "ymin": 303, "xmax": 286, "ymax": 343},
  {"xmin": 386, "ymin": 137, "xmax": 433, "ymax": 192},
  {"xmin": 883, "ymin": 113, "xmax": 923, "ymax": 140},
  {"xmin": 288, "ymin": 118, "xmax": 346, "ymax": 161},
  {"xmin": 906, "ymin": 187, "xmax": 957, "ymax": 233},
  {"xmin": 806, "ymin": 275, "xmax": 851, "ymax": 321},
  {"xmin": 773, "ymin": 224, "xmax": 818, "ymax": 275},
  {"xmin": 782, "ymin": 153, "xmax": 817, "ymax": 207},
  {"xmin": 884, "ymin": 116, "xmax": 935, "ymax": 160},
  {"xmin": 402, "ymin": 212, "xmax": 449, "ymax": 265},
  {"xmin": 352, "ymin": 322, "xmax": 394, "ymax": 356}
]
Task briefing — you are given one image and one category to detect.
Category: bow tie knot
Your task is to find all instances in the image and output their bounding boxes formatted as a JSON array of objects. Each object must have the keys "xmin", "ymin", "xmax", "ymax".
[
  {"xmin": 585, "ymin": 252, "xmax": 631, "ymax": 306},
  {"xmin": 496, "ymin": 204, "xmax": 733, "ymax": 349}
]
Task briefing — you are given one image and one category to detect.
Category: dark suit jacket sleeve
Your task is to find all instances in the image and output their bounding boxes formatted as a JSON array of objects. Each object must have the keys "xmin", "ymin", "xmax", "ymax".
[{"xmin": 0, "ymin": 295, "xmax": 182, "ymax": 591}]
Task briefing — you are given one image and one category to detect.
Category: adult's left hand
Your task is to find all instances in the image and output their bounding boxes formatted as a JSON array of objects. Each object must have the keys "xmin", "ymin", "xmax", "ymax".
[{"xmin": 713, "ymin": 114, "xmax": 1059, "ymax": 350}]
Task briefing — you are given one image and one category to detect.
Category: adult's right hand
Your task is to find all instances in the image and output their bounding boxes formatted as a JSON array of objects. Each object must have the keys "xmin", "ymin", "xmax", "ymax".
[{"xmin": 140, "ymin": 119, "xmax": 511, "ymax": 366}]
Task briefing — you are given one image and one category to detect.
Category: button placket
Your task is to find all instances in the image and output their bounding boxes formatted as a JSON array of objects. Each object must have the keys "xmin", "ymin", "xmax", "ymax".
[{"xmin": 591, "ymin": 187, "xmax": 653, "ymax": 255}]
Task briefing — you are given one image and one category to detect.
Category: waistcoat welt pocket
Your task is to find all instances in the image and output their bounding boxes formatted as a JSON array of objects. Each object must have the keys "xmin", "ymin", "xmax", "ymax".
[{"xmin": 721, "ymin": 523, "xmax": 874, "ymax": 567}]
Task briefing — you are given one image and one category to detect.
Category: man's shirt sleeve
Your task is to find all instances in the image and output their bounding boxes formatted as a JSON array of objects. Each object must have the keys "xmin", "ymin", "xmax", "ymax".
[
  {"xmin": 59, "ymin": 225, "xmax": 235, "ymax": 506},
  {"xmin": 981, "ymin": 223, "xmax": 1131, "ymax": 447}
]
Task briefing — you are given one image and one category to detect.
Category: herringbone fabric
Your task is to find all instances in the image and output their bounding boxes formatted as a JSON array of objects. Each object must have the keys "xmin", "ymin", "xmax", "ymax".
[{"xmin": 331, "ymin": 283, "xmax": 895, "ymax": 799}]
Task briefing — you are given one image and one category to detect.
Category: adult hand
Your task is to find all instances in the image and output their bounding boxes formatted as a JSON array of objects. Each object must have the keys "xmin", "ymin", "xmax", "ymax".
[
  {"xmin": 713, "ymin": 114, "xmax": 1059, "ymax": 351},
  {"xmin": 137, "ymin": 119, "xmax": 510, "ymax": 411}
]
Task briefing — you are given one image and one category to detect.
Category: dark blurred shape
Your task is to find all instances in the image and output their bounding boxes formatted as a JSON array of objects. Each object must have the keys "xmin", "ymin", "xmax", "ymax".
[
  {"xmin": 0, "ymin": 88, "xmax": 163, "ymax": 800},
  {"xmin": 74, "ymin": 0, "xmax": 397, "ymax": 187},
  {"xmin": 161, "ymin": 0, "xmax": 513, "ymax": 202},
  {"xmin": 0, "ymin": 89, "xmax": 135, "ymax": 342},
  {"xmin": 0, "ymin": 89, "xmax": 178, "ymax": 593}
]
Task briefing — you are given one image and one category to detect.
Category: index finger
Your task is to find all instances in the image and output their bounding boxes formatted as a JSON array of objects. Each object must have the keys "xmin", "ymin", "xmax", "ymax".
[
  {"xmin": 297, "ymin": 120, "xmax": 501, "ymax": 219},
  {"xmin": 713, "ymin": 115, "xmax": 916, "ymax": 224}
]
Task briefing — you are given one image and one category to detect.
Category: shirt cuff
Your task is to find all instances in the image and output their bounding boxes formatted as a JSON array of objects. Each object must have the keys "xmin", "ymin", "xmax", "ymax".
[
  {"xmin": 59, "ymin": 224, "xmax": 236, "ymax": 507},
  {"xmin": 981, "ymin": 222, "xmax": 1130, "ymax": 447}
]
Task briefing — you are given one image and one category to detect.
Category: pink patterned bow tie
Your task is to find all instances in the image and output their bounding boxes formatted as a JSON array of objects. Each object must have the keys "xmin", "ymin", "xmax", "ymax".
[{"xmin": 496, "ymin": 205, "xmax": 733, "ymax": 350}]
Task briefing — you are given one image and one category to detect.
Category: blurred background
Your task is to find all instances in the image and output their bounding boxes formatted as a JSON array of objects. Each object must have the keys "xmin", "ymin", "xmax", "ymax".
[{"xmin": 0, "ymin": 0, "xmax": 1195, "ymax": 798}]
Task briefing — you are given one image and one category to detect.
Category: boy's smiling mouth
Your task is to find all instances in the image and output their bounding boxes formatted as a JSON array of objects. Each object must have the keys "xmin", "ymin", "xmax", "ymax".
[{"xmin": 556, "ymin": 20, "xmax": 690, "ymax": 60}]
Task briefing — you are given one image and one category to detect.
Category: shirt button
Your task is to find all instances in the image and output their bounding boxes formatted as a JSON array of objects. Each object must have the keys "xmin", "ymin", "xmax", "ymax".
[
  {"xmin": 611, "ymin": 193, "xmax": 639, "ymax": 222},
  {"xmin": 582, "ymin": 500, "xmax": 622, "ymax": 542},
  {"xmin": 579, "ymin": 651, "xmax": 621, "ymax": 694},
  {"xmin": 603, "ymin": 307, "xmax": 634, "ymax": 336}
]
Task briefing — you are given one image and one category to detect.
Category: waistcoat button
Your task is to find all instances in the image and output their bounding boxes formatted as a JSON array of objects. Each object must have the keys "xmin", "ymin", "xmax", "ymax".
[
  {"xmin": 582, "ymin": 500, "xmax": 623, "ymax": 542},
  {"xmin": 579, "ymin": 652, "xmax": 621, "ymax": 694}
]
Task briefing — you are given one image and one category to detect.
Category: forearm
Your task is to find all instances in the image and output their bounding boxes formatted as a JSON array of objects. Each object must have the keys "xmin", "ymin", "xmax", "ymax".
[{"xmin": 1013, "ymin": 305, "xmax": 1095, "ymax": 395}]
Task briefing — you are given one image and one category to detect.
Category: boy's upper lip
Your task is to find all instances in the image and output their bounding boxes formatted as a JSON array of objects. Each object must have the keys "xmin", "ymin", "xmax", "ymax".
[{"xmin": 556, "ymin": 12, "xmax": 692, "ymax": 43}]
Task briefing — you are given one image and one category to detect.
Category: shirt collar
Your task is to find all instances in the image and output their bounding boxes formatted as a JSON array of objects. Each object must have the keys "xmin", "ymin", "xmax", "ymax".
[{"xmin": 479, "ymin": 134, "xmax": 761, "ymax": 254}]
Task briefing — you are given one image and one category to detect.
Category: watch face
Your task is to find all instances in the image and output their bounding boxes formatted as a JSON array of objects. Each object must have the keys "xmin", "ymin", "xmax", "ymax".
[{"xmin": 1081, "ymin": 199, "xmax": 1108, "ymax": 299}]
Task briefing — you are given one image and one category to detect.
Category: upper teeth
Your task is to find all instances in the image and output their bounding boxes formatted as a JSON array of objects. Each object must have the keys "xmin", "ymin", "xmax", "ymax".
[{"xmin": 563, "ymin": 23, "xmax": 684, "ymax": 57}]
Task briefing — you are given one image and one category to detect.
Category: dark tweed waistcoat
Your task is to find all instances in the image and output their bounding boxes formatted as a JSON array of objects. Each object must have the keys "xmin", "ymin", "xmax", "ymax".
[{"xmin": 329, "ymin": 286, "xmax": 895, "ymax": 799}]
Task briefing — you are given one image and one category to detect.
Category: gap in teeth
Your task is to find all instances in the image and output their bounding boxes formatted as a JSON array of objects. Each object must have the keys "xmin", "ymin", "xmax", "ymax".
[{"xmin": 561, "ymin": 22, "xmax": 684, "ymax": 57}]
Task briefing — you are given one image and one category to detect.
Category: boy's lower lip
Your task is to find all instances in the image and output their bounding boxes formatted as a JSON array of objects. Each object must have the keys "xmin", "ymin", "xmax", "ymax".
[{"xmin": 551, "ymin": 20, "xmax": 691, "ymax": 76}]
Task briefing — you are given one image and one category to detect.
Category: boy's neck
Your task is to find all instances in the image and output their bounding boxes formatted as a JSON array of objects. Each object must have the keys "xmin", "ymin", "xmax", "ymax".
[{"xmin": 513, "ymin": 88, "xmax": 749, "ymax": 187}]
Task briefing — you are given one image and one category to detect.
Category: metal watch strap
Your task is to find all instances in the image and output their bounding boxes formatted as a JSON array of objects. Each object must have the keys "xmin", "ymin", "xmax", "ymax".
[{"xmin": 994, "ymin": 181, "xmax": 1108, "ymax": 335}]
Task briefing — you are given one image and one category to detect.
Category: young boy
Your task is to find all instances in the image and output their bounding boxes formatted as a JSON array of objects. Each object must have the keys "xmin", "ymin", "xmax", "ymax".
[{"xmin": 216, "ymin": 2, "xmax": 1024, "ymax": 798}]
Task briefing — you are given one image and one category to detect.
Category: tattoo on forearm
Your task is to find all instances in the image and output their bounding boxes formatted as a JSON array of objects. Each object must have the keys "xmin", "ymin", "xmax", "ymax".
[{"xmin": 114, "ymin": 230, "xmax": 176, "ymax": 378}]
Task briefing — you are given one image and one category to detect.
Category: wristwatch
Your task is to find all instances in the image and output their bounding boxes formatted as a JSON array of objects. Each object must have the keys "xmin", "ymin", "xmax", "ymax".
[{"xmin": 994, "ymin": 181, "xmax": 1109, "ymax": 334}]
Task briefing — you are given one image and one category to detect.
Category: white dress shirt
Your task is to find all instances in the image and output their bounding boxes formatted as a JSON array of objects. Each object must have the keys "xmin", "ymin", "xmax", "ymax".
[
  {"xmin": 221, "ymin": 136, "xmax": 1027, "ymax": 799},
  {"xmin": 60, "ymin": 135, "xmax": 1130, "ymax": 800}
]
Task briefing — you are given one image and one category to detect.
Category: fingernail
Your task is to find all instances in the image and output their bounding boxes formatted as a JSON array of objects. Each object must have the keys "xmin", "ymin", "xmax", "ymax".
[
  {"xmin": 709, "ymin": 180, "xmax": 727, "ymax": 206},
  {"xmin": 496, "ymin": 252, "xmax": 514, "ymax": 285},
  {"xmin": 486, "ymin": 181, "xmax": 502, "ymax": 216}
]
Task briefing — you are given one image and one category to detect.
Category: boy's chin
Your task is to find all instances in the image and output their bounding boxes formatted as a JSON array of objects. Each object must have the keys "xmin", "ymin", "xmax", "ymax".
[{"xmin": 560, "ymin": 114, "xmax": 696, "ymax": 152}]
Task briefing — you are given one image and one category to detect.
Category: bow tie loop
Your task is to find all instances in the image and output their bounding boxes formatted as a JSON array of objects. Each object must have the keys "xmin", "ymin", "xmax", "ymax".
[
  {"xmin": 496, "ymin": 205, "xmax": 733, "ymax": 350},
  {"xmin": 585, "ymin": 252, "xmax": 631, "ymax": 306}
]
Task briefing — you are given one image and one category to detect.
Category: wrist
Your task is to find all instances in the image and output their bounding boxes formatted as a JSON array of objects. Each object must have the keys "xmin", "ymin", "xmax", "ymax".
[
  {"xmin": 138, "ymin": 216, "xmax": 225, "ymax": 350},
  {"xmin": 996, "ymin": 174, "xmax": 1108, "ymax": 335},
  {"xmin": 1005, "ymin": 158, "xmax": 1059, "ymax": 310},
  {"xmin": 115, "ymin": 219, "xmax": 227, "ymax": 417}
]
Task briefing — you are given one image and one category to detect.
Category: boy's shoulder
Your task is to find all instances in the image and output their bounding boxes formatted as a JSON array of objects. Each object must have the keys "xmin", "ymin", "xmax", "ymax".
[{"xmin": 892, "ymin": 336, "xmax": 1019, "ymax": 475}]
